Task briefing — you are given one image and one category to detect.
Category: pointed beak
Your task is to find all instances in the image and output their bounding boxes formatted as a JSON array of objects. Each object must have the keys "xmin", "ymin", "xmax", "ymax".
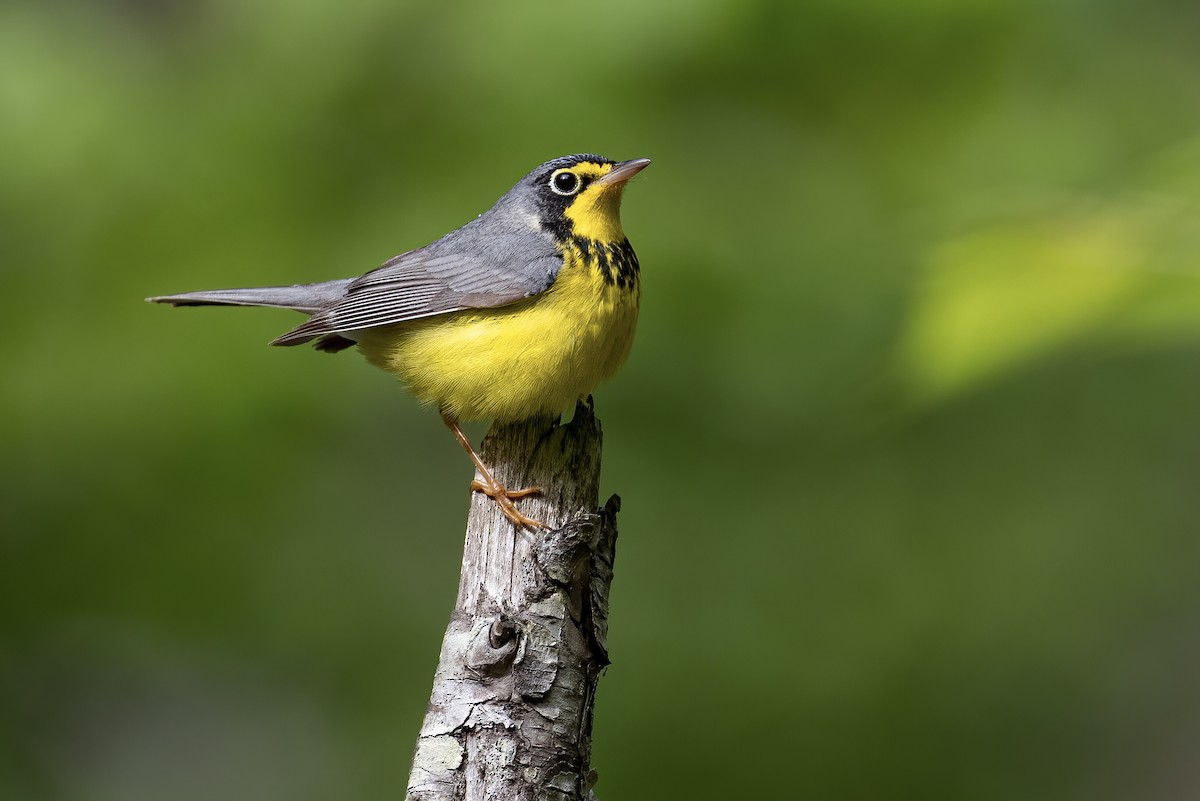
[{"xmin": 596, "ymin": 158, "xmax": 651, "ymax": 187}]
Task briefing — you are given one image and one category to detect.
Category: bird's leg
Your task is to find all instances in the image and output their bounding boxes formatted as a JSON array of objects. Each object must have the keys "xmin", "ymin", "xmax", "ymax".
[{"xmin": 443, "ymin": 416, "xmax": 545, "ymax": 530}]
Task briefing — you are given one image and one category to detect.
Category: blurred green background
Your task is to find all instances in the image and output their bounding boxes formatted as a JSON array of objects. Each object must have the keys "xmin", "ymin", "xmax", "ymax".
[{"xmin": 5, "ymin": 0, "xmax": 1200, "ymax": 798}]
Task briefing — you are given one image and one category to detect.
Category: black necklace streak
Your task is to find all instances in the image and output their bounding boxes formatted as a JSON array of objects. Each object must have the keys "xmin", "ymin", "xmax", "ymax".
[
  {"xmin": 541, "ymin": 208, "xmax": 639, "ymax": 290},
  {"xmin": 572, "ymin": 235, "xmax": 640, "ymax": 290}
]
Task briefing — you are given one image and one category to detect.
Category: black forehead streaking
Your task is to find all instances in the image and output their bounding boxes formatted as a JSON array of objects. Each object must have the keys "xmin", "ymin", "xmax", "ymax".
[{"xmin": 533, "ymin": 154, "xmax": 615, "ymax": 181}]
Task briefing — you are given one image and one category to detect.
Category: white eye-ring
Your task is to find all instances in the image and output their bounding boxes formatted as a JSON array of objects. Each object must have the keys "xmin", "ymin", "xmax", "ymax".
[{"xmin": 550, "ymin": 169, "xmax": 582, "ymax": 196}]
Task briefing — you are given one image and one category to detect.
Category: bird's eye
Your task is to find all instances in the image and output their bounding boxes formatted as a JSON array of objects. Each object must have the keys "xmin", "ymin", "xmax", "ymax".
[{"xmin": 550, "ymin": 169, "xmax": 581, "ymax": 196}]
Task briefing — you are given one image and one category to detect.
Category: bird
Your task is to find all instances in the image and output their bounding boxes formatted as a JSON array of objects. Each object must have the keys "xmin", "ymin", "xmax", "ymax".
[{"xmin": 149, "ymin": 154, "xmax": 649, "ymax": 529}]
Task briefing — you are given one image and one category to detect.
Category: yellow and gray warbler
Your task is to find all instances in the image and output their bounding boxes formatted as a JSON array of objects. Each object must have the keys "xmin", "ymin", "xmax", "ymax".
[{"xmin": 149, "ymin": 154, "xmax": 650, "ymax": 528}]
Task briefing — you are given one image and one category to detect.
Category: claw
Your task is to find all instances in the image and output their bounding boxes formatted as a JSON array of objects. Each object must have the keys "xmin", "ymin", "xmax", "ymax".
[
  {"xmin": 470, "ymin": 478, "xmax": 546, "ymax": 530},
  {"xmin": 445, "ymin": 416, "xmax": 546, "ymax": 530}
]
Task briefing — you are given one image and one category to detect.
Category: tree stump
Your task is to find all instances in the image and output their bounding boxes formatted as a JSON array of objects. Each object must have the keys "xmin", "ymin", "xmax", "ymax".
[{"xmin": 406, "ymin": 400, "xmax": 619, "ymax": 801}]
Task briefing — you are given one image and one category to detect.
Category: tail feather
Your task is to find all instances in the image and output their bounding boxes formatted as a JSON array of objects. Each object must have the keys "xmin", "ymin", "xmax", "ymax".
[{"xmin": 146, "ymin": 279, "xmax": 352, "ymax": 313}]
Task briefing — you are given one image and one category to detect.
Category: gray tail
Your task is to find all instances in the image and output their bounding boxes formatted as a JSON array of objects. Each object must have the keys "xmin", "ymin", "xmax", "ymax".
[{"xmin": 146, "ymin": 279, "xmax": 352, "ymax": 314}]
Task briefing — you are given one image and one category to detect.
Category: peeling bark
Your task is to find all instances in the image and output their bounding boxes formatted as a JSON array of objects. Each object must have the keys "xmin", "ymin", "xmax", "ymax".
[{"xmin": 406, "ymin": 401, "xmax": 619, "ymax": 801}]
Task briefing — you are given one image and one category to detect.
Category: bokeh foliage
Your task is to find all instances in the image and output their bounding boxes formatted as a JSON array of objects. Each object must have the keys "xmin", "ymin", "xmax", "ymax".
[{"xmin": 4, "ymin": 0, "xmax": 1200, "ymax": 798}]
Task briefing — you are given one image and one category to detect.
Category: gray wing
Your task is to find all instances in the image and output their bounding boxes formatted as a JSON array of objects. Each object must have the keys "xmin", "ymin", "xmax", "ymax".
[{"xmin": 272, "ymin": 224, "xmax": 562, "ymax": 347}]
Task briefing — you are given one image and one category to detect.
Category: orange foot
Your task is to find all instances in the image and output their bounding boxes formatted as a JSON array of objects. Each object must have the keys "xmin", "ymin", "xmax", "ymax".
[{"xmin": 470, "ymin": 477, "xmax": 545, "ymax": 530}]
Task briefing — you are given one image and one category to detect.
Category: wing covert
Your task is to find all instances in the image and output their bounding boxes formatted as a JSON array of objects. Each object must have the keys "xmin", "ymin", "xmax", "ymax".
[{"xmin": 271, "ymin": 228, "xmax": 562, "ymax": 347}]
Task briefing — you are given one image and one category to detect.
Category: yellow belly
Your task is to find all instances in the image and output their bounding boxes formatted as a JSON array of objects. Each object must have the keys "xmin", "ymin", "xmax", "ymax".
[{"xmin": 355, "ymin": 258, "xmax": 640, "ymax": 422}]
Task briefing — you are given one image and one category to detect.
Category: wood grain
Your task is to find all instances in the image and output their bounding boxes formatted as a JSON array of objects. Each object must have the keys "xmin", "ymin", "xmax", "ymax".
[{"xmin": 407, "ymin": 400, "xmax": 619, "ymax": 801}]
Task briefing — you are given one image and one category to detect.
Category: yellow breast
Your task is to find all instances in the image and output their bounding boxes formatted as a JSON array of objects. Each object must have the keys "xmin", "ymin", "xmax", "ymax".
[{"xmin": 355, "ymin": 245, "xmax": 640, "ymax": 422}]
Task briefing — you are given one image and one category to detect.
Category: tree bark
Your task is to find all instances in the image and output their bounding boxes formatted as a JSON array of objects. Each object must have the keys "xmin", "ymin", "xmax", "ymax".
[{"xmin": 406, "ymin": 400, "xmax": 619, "ymax": 801}]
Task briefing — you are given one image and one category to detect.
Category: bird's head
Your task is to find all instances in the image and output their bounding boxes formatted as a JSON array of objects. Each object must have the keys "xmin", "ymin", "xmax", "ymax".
[{"xmin": 497, "ymin": 154, "xmax": 651, "ymax": 245}]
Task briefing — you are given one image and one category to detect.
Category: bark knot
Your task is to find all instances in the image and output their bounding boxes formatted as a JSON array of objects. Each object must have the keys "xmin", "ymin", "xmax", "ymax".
[{"xmin": 465, "ymin": 618, "xmax": 519, "ymax": 675}]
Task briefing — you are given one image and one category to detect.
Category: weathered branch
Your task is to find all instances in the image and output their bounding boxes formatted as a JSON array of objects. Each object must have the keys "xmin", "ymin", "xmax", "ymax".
[{"xmin": 406, "ymin": 400, "xmax": 619, "ymax": 801}]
